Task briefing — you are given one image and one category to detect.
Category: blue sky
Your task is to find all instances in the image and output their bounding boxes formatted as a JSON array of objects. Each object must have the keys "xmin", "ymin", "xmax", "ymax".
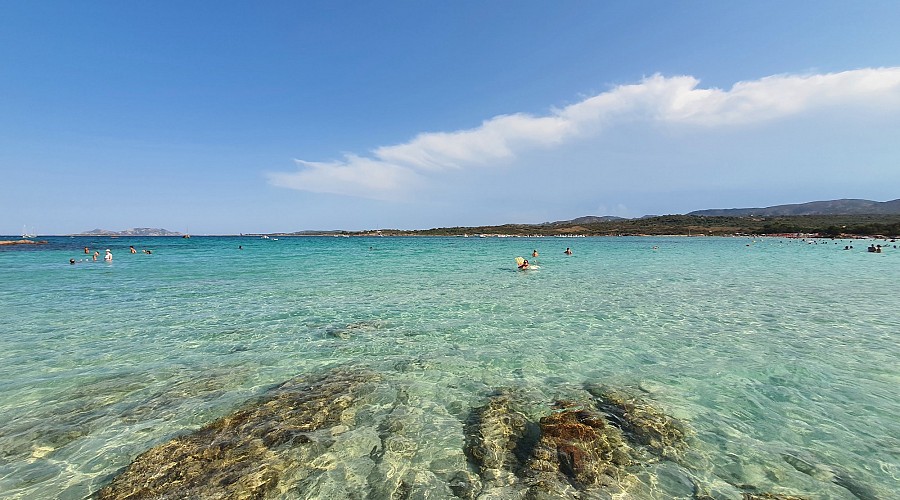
[{"xmin": 3, "ymin": 1, "xmax": 900, "ymax": 235}]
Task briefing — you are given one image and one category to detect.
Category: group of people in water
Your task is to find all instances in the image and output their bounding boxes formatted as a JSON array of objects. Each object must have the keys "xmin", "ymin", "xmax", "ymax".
[
  {"xmin": 517, "ymin": 248, "xmax": 573, "ymax": 269},
  {"xmin": 69, "ymin": 245, "xmax": 151, "ymax": 264},
  {"xmin": 842, "ymin": 243, "xmax": 893, "ymax": 252}
]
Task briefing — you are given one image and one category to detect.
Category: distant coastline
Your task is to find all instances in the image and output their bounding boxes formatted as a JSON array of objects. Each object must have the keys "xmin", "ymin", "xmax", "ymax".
[
  {"xmin": 74, "ymin": 213, "xmax": 898, "ymax": 239},
  {"xmin": 71, "ymin": 228, "xmax": 184, "ymax": 237},
  {"xmin": 22, "ymin": 198, "xmax": 900, "ymax": 239}
]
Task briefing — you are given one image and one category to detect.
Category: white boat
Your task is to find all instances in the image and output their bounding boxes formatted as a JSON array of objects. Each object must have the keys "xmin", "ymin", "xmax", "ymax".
[{"xmin": 22, "ymin": 225, "xmax": 36, "ymax": 239}]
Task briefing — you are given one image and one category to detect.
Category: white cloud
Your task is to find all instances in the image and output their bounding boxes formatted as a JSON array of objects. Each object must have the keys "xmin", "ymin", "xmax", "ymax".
[
  {"xmin": 269, "ymin": 67, "xmax": 900, "ymax": 199},
  {"xmin": 267, "ymin": 155, "xmax": 423, "ymax": 201}
]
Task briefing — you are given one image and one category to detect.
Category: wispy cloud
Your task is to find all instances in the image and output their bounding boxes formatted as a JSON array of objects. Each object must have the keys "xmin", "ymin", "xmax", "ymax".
[{"xmin": 268, "ymin": 67, "xmax": 900, "ymax": 199}]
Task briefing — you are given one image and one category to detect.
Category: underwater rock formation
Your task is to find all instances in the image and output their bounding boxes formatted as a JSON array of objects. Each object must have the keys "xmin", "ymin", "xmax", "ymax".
[
  {"xmin": 741, "ymin": 493, "xmax": 809, "ymax": 500},
  {"xmin": 366, "ymin": 392, "xmax": 478, "ymax": 500},
  {"xmin": 325, "ymin": 320, "xmax": 387, "ymax": 339},
  {"xmin": 523, "ymin": 400, "xmax": 635, "ymax": 495},
  {"xmin": 463, "ymin": 394, "xmax": 638, "ymax": 498},
  {"xmin": 585, "ymin": 384, "xmax": 688, "ymax": 459},
  {"xmin": 463, "ymin": 390, "xmax": 535, "ymax": 485},
  {"xmin": 464, "ymin": 391, "xmax": 527, "ymax": 472},
  {"xmin": 95, "ymin": 367, "xmax": 378, "ymax": 499}
]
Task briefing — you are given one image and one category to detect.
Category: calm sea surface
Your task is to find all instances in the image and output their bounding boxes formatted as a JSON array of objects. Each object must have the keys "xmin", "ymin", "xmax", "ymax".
[{"xmin": 0, "ymin": 236, "xmax": 897, "ymax": 499}]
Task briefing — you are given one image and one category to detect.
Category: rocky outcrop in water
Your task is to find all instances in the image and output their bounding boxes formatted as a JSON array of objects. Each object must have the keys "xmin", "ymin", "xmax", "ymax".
[
  {"xmin": 523, "ymin": 400, "xmax": 636, "ymax": 497},
  {"xmin": 0, "ymin": 239, "xmax": 48, "ymax": 245},
  {"xmin": 585, "ymin": 384, "xmax": 688, "ymax": 460},
  {"xmin": 741, "ymin": 493, "xmax": 809, "ymax": 500},
  {"xmin": 464, "ymin": 394, "xmax": 640, "ymax": 497},
  {"xmin": 463, "ymin": 390, "xmax": 536, "ymax": 495},
  {"xmin": 464, "ymin": 391, "xmax": 531, "ymax": 476},
  {"xmin": 461, "ymin": 384, "xmax": 701, "ymax": 498},
  {"xmin": 95, "ymin": 367, "xmax": 378, "ymax": 499},
  {"xmin": 92, "ymin": 367, "xmax": 819, "ymax": 499}
]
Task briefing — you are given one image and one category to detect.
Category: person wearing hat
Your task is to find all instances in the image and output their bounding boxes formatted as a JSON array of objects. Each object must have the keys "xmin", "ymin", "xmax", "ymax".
[{"xmin": 104, "ymin": 249, "xmax": 113, "ymax": 261}]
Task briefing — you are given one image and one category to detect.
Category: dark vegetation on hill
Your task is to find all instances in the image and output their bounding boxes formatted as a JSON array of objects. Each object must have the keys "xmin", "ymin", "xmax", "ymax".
[{"xmin": 367, "ymin": 214, "xmax": 900, "ymax": 237}]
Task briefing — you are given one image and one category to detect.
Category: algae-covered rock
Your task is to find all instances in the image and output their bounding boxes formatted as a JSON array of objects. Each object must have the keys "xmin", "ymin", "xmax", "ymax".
[
  {"xmin": 741, "ymin": 493, "xmax": 809, "ymax": 500},
  {"xmin": 585, "ymin": 384, "xmax": 688, "ymax": 459},
  {"xmin": 523, "ymin": 400, "xmax": 635, "ymax": 494},
  {"xmin": 95, "ymin": 367, "xmax": 377, "ymax": 499}
]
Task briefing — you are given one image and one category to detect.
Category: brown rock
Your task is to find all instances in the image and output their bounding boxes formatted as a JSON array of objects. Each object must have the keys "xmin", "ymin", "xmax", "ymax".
[
  {"xmin": 95, "ymin": 367, "xmax": 377, "ymax": 499},
  {"xmin": 524, "ymin": 400, "xmax": 634, "ymax": 491}
]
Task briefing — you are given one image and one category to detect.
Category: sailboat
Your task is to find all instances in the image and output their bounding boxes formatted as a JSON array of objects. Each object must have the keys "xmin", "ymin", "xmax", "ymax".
[{"xmin": 22, "ymin": 225, "xmax": 36, "ymax": 239}]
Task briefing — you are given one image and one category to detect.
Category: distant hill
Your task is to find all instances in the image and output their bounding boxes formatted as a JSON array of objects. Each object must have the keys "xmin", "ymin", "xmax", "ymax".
[
  {"xmin": 77, "ymin": 228, "xmax": 183, "ymax": 236},
  {"xmin": 542, "ymin": 215, "xmax": 627, "ymax": 226},
  {"xmin": 688, "ymin": 199, "xmax": 900, "ymax": 217}
]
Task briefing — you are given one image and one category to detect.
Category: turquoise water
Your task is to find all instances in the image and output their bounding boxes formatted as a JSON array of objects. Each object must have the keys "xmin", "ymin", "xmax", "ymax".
[{"xmin": 0, "ymin": 236, "xmax": 897, "ymax": 499}]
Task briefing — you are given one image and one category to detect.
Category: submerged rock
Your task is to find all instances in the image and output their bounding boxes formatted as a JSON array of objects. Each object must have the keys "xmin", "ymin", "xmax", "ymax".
[
  {"xmin": 585, "ymin": 384, "xmax": 688, "ymax": 459},
  {"xmin": 523, "ymin": 400, "xmax": 635, "ymax": 495},
  {"xmin": 94, "ymin": 367, "xmax": 378, "ymax": 499},
  {"xmin": 741, "ymin": 493, "xmax": 809, "ymax": 500},
  {"xmin": 463, "ymin": 390, "xmax": 536, "ymax": 484},
  {"xmin": 325, "ymin": 320, "xmax": 386, "ymax": 339},
  {"xmin": 363, "ymin": 386, "xmax": 478, "ymax": 500}
]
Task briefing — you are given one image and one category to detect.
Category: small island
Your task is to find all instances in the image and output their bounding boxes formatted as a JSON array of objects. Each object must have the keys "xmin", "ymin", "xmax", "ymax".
[
  {"xmin": 72, "ymin": 228, "xmax": 183, "ymax": 237},
  {"xmin": 0, "ymin": 239, "xmax": 48, "ymax": 246}
]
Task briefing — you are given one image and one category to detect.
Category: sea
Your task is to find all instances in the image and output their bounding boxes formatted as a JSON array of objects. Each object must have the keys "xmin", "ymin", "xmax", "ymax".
[{"xmin": 0, "ymin": 235, "xmax": 897, "ymax": 499}]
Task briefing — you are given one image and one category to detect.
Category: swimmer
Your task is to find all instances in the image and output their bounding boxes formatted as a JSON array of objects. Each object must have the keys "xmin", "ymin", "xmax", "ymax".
[
  {"xmin": 518, "ymin": 259, "xmax": 529, "ymax": 269},
  {"xmin": 104, "ymin": 249, "xmax": 113, "ymax": 261},
  {"xmin": 532, "ymin": 249, "xmax": 539, "ymax": 258},
  {"xmin": 564, "ymin": 247, "xmax": 572, "ymax": 255},
  {"xmin": 93, "ymin": 251, "xmax": 99, "ymax": 261},
  {"xmin": 130, "ymin": 245, "xmax": 137, "ymax": 254},
  {"xmin": 142, "ymin": 249, "xmax": 152, "ymax": 254},
  {"xmin": 70, "ymin": 258, "xmax": 76, "ymax": 265},
  {"xmin": 84, "ymin": 246, "xmax": 90, "ymax": 254}
]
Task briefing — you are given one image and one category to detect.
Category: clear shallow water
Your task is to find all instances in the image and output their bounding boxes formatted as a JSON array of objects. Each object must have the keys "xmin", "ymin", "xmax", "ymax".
[{"xmin": 0, "ymin": 236, "xmax": 897, "ymax": 499}]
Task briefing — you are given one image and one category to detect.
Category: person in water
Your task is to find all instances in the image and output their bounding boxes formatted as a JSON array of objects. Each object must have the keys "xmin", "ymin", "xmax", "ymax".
[
  {"xmin": 532, "ymin": 249, "xmax": 539, "ymax": 257},
  {"xmin": 104, "ymin": 249, "xmax": 113, "ymax": 261},
  {"xmin": 93, "ymin": 251, "xmax": 99, "ymax": 261},
  {"xmin": 564, "ymin": 247, "xmax": 572, "ymax": 255},
  {"xmin": 518, "ymin": 259, "xmax": 529, "ymax": 269},
  {"xmin": 130, "ymin": 245, "xmax": 137, "ymax": 254}
]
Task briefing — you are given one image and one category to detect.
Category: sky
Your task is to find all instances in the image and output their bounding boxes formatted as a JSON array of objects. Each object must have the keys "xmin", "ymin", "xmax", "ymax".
[{"xmin": 3, "ymin": 1, "xmax": 900, "ymax": 235}]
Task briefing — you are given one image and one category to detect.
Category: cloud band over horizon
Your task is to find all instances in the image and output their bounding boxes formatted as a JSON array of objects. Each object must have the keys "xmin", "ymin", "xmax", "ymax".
[{"xmin": 267, "ymin": 67, "xmax": 900, "ymax": 200}]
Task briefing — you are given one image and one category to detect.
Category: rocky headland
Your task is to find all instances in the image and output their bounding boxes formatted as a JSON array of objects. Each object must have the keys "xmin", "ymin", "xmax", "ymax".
[{"xmin": 0, "ymin": 239, "xmax": 48, "ymax": 246}]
